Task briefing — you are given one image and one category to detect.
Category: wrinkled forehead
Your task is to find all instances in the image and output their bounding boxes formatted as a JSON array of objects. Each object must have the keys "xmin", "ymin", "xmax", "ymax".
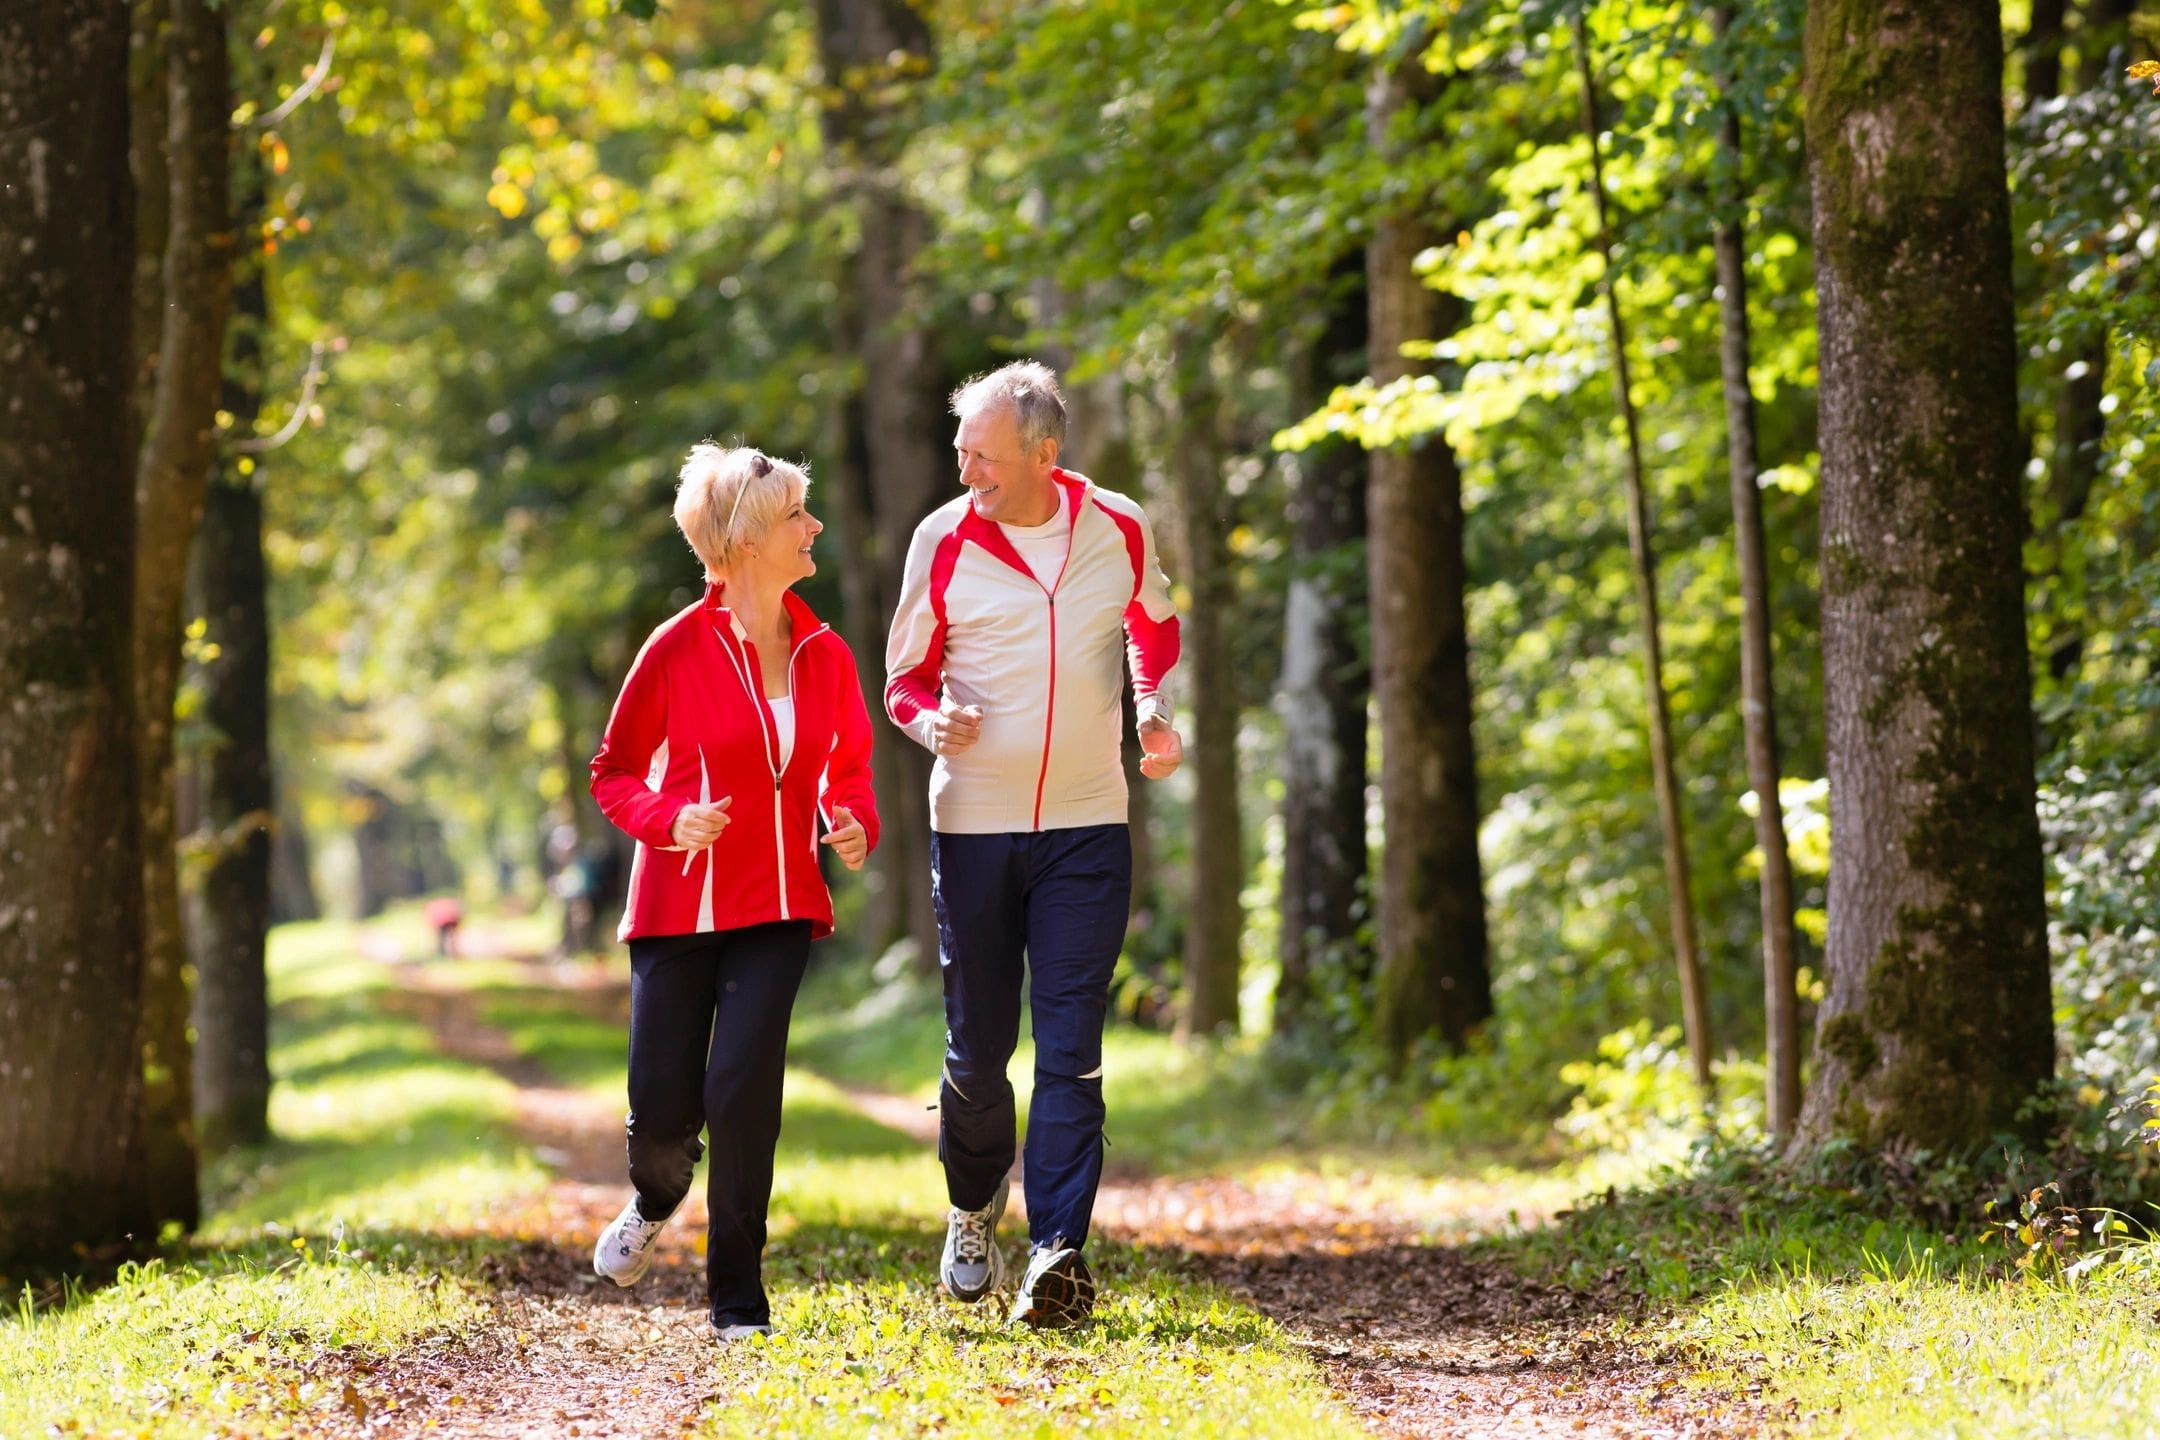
[{"xmin": 953, "ymin": 400, "xmax": 1021, "ymax": 451}]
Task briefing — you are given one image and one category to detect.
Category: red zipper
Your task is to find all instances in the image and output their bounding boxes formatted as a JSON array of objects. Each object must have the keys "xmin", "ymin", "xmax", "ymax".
[{"xmin": 1029, "ymin": 498, "xmax": 1079, "ymax": 831}]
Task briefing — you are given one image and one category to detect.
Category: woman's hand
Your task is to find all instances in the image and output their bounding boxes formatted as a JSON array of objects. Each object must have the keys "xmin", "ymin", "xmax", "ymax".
[
  {"xmin": 821, "ymin": 805, "xmax": 869, "ymax": 871},
  {"xmin": 931, "ymin": 699, "xmax": 983, "ymax": 756},
  {"xmin": 671, "ymin": 798, "xmax": 732, "ymax": 850}
]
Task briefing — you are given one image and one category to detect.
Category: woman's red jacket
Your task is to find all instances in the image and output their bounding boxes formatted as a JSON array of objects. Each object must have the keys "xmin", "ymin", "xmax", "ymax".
[{"xmin": 590, "ymin": 583, "xmax": 880, "ymax": 942}]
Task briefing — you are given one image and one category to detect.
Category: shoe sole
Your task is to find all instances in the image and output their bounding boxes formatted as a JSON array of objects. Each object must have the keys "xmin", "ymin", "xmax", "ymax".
[
  {"xmin": 595, "ymin": 1243, "xmax": 656, "ymax": 1287},
  {"xmin": 941, "ymin": 1181, "xmax": 1009, "ymax": 1303},
  {"xmin": 1012, "ymin": 1253, "xmax": 1095, "ymax": 1330}
]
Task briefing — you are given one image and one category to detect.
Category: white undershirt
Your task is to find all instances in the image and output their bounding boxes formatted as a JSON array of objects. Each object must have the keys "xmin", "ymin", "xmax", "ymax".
[
  {"xmin": 768, "ymin": 695, "xmax": 795, "ymax": 770},
  {"xmin": 999, "ymin": 503, "xmax": 1071, "ymax": 589}
]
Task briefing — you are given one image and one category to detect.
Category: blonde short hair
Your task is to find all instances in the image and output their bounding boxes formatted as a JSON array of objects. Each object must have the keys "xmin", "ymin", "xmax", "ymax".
[{"xmin": 673, "ymin": 444, "xmax": 810, "ymax": 579}]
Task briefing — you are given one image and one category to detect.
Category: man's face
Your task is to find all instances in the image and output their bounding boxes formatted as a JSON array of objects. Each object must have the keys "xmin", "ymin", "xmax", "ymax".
[{"xmin": 954, "ymin": 405, "xmax": 1057, "ymax": 525}]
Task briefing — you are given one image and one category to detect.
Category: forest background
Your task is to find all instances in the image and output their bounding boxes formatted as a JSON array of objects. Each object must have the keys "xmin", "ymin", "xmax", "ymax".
[{"xmin": 4, "ymin": 0, "xmax": 2160, "ymax": 1432}]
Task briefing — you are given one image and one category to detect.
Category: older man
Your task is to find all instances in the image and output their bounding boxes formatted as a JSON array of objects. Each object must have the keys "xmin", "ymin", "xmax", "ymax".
[{"xmin": 885, "ymin": 360, "xmax": 1183, "ymax": 1328}]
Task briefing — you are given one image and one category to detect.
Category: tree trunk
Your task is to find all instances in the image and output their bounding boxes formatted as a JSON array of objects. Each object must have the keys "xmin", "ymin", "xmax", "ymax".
[
  {"xmin": 269, "ymin": 788, "xmax": 321, "ymax": 923},
  {"xmin": 1709, "ymin": 6, "xmax": 1800, "ymax": 1136},
  {"xmin": 132, "ymin": 0, "xmax": 235, "ymax": 1232},
  {"xmin": 0, "ymin": 0, "xmax": 153, "ymax": 1267},
  {"xmin": 130, "ymin": 0, "xmax": 169, "ymax": 448},
  {"xmin": 814, "ymin": 0, "xmax": 943, "ymax": 975},
  {"xmin": 1365, "ymin": 51, "xmax": 1493, "ymax": 1061},
  {"xmin": 1169, "ymin": 349, "xmax": 1243, "ymax": 1040},
  {"xmin": 1276, "ymin": 264, "xmax": 1370, "ymax": 1038},
  {"xmin": 2022, "ymin": 0, "xmax": 2068, "ymax": 100},
  {"xmin": 188, "ymin": 156, "xmax": 272, "ymax": 1154},
  {"xmin": 1795, "ymin": 0, "xmax": 2053, "ymax": 1152},
  {"xmin": 1574, "ymin": 17, "xmax": 1714, "ymax": 1088}
]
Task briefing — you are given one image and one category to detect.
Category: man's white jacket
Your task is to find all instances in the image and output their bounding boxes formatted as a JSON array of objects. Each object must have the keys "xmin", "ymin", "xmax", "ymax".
[{"xmin": 884, "ymin": 469, "xmax": 1181, "ymax": 834}]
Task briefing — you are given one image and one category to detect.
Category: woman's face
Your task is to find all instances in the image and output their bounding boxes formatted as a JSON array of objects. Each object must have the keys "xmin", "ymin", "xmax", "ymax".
[{"xmin": 751, "ymin": 486, "xmax": 823, "ymax": 585}]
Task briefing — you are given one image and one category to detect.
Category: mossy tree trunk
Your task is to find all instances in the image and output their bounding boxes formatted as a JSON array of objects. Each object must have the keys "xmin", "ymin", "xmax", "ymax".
[
  {"xmin": 0, "ymin": 0, "xmax": 155, "ymax": 1267},
  {"xmin": 1795, "ymin": 0, "xmax": 2054, "ymax": 1153},
  {"xmin": 1365, "ymin": 48, "xmax": 1493, "ymax": 1061},
  {"xmin": 1275, "ymin": 261, "xmax": 1370, "ymax": 1038}
]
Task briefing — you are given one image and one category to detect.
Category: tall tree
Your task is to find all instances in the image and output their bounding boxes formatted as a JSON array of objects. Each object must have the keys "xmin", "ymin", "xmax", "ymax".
[
  {"xmin": 187, "ymin": 141, "xmax": 273, "ymax": 1153},
  {"xmin": 1574, "ymin": 14, "xmax": 1714, "ymax": 1089},
  {"xmin": 813, "ymin": 0, "xmax": 944, "ymax": 973},
  {"xmin": 132, "ymin": 0, "xmax": 236, "ymax": 1229},
  {"xmin": 1169, "ymin": 346, "xmax": 1244, "ymax": 1039},
  {"xmin": 1708, "ymin": 5, "xmax": 1799, "ymax": 1131},
  {"xmin": 1275, "ymin": 264, "xmax": 1371, "ymax": 1037},
  {"xmin": 0, "ymin": 0, "xmax": 154, "ymax": 1266},
  {"xmin": 1366, "ymin": 41, "xmax": 1493, "ymax": 1059},
  {"xmin": 1796, "ymin": 0, "xmax": 2053, "ymax": 1149}
]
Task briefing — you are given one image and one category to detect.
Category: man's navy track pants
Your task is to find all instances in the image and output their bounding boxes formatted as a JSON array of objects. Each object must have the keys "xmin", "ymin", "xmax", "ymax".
[{"xmin": 931, "ymin": 823, "xmax": 1131, "ymax": 1251}]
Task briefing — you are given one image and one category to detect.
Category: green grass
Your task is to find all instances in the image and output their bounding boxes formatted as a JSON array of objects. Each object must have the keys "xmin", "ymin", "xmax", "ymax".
[
  {"xmin": 2, "ymin": 917, "xmax": 538, "ymax": 1439},
  {"xmin": 1688, "ymin": 1247, "xmax": 2160, "ymax": 1439},
  {"xmin": 1480, "ymin": 1149, "xmax": 2160, "ymax": 1440}
]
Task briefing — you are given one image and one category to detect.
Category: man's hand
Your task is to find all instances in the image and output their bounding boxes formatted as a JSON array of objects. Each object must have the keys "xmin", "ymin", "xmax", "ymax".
[
  {"xmin": 931, "ymin": 699, "xmax": 984, "ymax": 757},
  {"xmin": 670, "ymin": 798, "xmax": 732, "ymax": 850},
  {"xmin": 821, "ymin": 805, "xmax": 869, "ymax": 871},
  {"xmin": 1138, "ymin": 715, "xmax": 1183, "ymax": 780}
]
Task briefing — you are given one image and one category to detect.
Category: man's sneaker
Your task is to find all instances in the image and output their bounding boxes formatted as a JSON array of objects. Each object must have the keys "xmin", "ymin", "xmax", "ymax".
[
  {"xmin": 939, "ymin": 1175, "xmax": 1009, "ymax": 1302},
  {"xmin": 1010, "ymin": 1241, "xmax": 1095, "ymax": 1329},
  {"xmin": 713, "ymin": 1322, "xmax": 773, "ymax": 1343},
  {"xmin": 592, "ymin": 1194, "xmax": 673, "ymax": 1286}
]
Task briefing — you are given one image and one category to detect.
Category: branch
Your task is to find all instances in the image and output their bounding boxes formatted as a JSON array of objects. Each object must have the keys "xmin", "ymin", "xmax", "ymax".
[
  {"xmin": 228, "ymin": 341, "xmax": 326, "ymax": 453},
  {"xmin": 254, "ymin": 30, "xmax": 336, "ymax": 127}
]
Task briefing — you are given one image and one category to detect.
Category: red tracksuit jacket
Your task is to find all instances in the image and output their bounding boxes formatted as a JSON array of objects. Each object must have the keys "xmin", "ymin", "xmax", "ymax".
[{"xmin": 591, "ymin": 584, "xmax": 880, "ymax": 942}]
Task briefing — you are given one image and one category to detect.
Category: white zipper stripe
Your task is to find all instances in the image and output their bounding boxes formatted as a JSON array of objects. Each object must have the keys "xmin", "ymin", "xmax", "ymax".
[{"xmin": 710, "ymin": 611, "xmax": 832, "ymax": 925}]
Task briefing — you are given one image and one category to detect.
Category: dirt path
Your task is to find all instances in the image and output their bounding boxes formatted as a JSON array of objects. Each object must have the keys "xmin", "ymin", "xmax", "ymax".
[{"xmin": 331, "ymin": 953, "xmax": 1773, "ymax": 1440}]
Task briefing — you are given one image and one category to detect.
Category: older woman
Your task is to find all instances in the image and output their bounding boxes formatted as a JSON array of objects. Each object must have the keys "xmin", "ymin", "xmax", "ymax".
[{"xmin": 588, "ymin": 444, "xmax": 879, "ymax": 1340}]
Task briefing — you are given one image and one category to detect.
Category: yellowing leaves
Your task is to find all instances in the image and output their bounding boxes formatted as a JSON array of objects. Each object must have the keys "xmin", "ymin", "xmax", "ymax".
[{"xmin": 487, "ymin": 182, "xmax": 529, "ymax": 219}]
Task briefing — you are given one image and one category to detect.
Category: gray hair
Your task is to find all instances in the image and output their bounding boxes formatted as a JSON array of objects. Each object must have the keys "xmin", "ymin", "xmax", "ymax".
[{"xmin": 950, "ymin": 360, "xmax": 1068, "ymax": 453}]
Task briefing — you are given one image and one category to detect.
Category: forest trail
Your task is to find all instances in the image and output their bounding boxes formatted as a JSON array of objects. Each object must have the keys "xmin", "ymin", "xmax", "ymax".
[{"xmin": 318, "ymin": 950, "xmax": 1774, "ymax": 1440}]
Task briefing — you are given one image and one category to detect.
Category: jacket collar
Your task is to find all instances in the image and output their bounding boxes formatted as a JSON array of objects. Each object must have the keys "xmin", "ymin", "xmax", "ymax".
[{"xmin": 700, "ymin": 581, "xmax": 829, "ymax": 649}]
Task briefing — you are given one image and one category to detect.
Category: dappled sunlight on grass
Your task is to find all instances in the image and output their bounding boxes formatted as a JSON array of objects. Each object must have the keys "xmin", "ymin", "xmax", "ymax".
[
  {"xmin": 704, "ymin": 1260, "xmax": 1367, "ymax": 1440},
  {"xmin": 203, "ymin": 921, "xmax": 544, "ymax": 1239},
  {"xmin": 0, "ymin": 1240, "xmax": 484, "ymax": 1438},
  {"xmin": 1689, "ymin": 1248, "xmax": 2160, "ymax": 1439}
]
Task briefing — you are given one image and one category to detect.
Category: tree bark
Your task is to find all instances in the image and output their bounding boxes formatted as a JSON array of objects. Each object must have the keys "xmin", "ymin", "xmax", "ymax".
[
  {"xmin": 1276, "ymin": 264, "xmax": 1370, "ymax": 1038},
  {"xmin": 1574, "ymin": 17, "xmax": 1714, "ymax": 1088},
  {"xmin": 814, "ymin": 0, "xmax": 943, "ymax": 975},
  {"xmin": 187, "ymin": 151, "xmax": 271, "ymax": 1153},
  {"xmin": 1365, "ymin": 51, "xmax": 1493, "ymax": 1060},
  {"xmin": 1168, "ymin": 348, "xmax": 1243, "ymax": 1040},
  {"xmin": 1709, "ymin": 6, "xmax": 1800, "ymax": 1136},
  {"xmin": 132, "ymin": 0, "xmax": 234, "ymax": 1231},
  {"xmin": 1795, "ymin": 0, "xmax": 2053, "ymax": 1152},
  {"xmin": 0, "ymin": 0, "xmax": 154, "ymax": 1266}
]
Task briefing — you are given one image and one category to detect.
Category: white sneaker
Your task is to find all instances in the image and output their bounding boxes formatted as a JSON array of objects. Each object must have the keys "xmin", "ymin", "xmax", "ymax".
[
  {"xmin": 939, "ymin": 1174, "xmax": 1009, "ymax": 1302},
  {"xmin": 592, "ymin": 1194, "xmax": 672, "ymax": 1286},
  {"xmin": 714, "ymin": 1322, "xmax": 773, "ymax": 1343}
]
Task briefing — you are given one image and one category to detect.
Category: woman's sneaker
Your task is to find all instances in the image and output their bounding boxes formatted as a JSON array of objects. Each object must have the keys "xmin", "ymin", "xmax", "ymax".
[
  {"xmin": 1010, "ymin": 1241, "xmax": 1095, "ymax": 1329},
  {"xmin": 592, "ymin": 1195, "xmax": 673, "ymax": 1286},
  {"xmin": 713, "ymin": 1322, "xmax": 773, "ymax": 1343},
  {"xmin": 939, "ymin": 1175, "xmax": 1009, "ymax": 1302}
]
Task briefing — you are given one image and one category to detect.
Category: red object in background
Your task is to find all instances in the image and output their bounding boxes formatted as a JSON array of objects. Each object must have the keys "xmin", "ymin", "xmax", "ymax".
[{"xmin": 425, "ymin": 897, "xmax": 464, "ymax": 958}]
